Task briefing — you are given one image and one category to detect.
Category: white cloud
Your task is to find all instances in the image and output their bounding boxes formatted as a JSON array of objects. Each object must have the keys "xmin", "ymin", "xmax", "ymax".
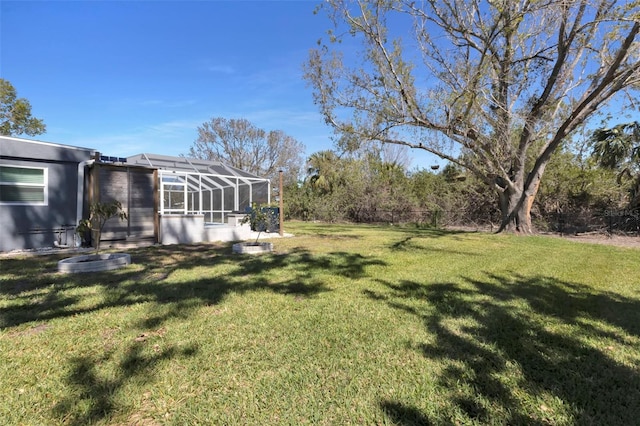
[{"xmin": 62, "ymin": 119, "xmax": 203, "ymax": 158}]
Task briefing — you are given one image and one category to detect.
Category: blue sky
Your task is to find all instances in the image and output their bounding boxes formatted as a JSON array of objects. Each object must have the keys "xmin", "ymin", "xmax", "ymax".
[
  {"xmin": 1, "ymin": 1, "xmax": 635, "ymax": 174},
  {"xmin": 0, "ymin": 1, "xmax": 355, "ymax": 164}
]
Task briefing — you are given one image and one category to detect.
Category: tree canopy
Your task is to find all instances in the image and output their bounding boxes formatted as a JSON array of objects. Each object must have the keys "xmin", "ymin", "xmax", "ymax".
[
  {"xmin": 305, "ymin": 0, "xmax": 640, "ymax": 233},
  {"xmin": 0, "ymin": 78, "xmax": 46, "ymax": 137},
  {"xmin": 188, "ymin": 117, "xmax": 305, "ymax": 184}
]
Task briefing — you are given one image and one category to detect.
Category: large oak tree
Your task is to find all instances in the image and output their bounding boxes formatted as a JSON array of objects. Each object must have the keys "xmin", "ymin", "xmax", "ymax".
[{"xmin": 304, "ymin": 0, "xmax": 640, "ymax": 232}]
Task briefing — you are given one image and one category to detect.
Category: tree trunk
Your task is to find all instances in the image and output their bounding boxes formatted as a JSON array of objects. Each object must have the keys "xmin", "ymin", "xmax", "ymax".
[
  {"xmin": 495, "ymin": 159, "xmax": 546, "ymax": 234},
  {"xmin": 498, "ymin": 190, "xmax": 529, "ymax": 233},
  {"xmin": 497, "ymin": 182, "xmax": 540, "ymax": 234}
]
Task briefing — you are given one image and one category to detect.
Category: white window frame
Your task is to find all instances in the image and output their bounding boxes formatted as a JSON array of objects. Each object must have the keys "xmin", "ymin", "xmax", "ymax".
[{"xmin": 0, "ymin": 165, "xmax": 49, "ymax": 206}]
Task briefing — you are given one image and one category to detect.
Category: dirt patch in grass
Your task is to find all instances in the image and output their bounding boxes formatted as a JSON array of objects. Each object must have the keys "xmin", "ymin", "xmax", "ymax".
[
  {"xmin": 448, "ymin": 225, "xmax": 640, "ymax": 249},
  {"xmin": 554, "ymin": 233, "xmax": 640, "ymax": 249},
  {"xmin": 7, "ymin": 323, "xmax": 51, "ymax": 338},
  {"xmin": 121, "ymin": 391, "xmax": 164, "ymax": 426},
  {"xmin": 134, "ymin": 327, "xmax": 167, "ymax": 343}
]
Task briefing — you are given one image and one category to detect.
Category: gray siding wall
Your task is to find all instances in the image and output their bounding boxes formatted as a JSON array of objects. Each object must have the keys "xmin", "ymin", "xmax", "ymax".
[{"xmin": 0, "ymin": 137, "xmax": 93, "ymax": 252}]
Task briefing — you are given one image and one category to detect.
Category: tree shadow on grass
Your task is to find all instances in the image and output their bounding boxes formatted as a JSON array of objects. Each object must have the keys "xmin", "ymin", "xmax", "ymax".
[
  {"xmin": 387, "ymin": 226, "xmax": 483, "ymax": 256},
  {"xmin": 52, "ymin": 341, "xmax": 198, "ymax": 426},
  {"xmin": 293, "ymin": 222, "xmax": 473, "ymax": 241},
  {"xmin": 393, "ymin": 226, "xmax": 474, "ymax": 237},
  {"xmin": 367, "ymin": 273, "xmax": 640, "ymax": 424},
  {"xmin": 1, "ymin": 243, "xmax": 386, "ymax": 424},
  {"xmin": 380, "ymin": 401, "xmax": 434, "ymax": 426},
  {"xmin": 0, "ymin": 243, "xmax": 385, "ymax": 329},
  {"xmin": 388, "ymin": 235, "xmax": 481, "ymax": 256}
]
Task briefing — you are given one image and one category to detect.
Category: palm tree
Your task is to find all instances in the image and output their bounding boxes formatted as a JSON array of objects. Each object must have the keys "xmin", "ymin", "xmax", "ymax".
[
  {"xmin": 591, "ymin": 121, "xmax": 640, "ymax": 206},
  {"xmin": 306, "ymin": 150, "xmax": 341, "ymax": 193}
]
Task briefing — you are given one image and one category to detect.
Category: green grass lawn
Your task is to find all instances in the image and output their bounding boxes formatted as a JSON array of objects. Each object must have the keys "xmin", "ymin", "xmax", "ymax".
[{"xmin": 1, "ymin": 222, "xmax": 639, "ymax": 425}]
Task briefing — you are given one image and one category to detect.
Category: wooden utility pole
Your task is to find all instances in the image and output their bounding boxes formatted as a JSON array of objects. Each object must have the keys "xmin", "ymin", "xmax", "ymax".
[{"xmin": 279, "ymin": 170, "xmax": 284, "ymax": 236}]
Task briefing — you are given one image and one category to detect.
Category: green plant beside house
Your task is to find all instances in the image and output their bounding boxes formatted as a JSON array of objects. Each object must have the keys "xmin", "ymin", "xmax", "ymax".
[
  {"xmin": 242, "ymin": 203, "xmax": 277, "ymax": 244},
  {"xmin": 77, "ymin": 200, "xmax": 127, "ymax": 253}
]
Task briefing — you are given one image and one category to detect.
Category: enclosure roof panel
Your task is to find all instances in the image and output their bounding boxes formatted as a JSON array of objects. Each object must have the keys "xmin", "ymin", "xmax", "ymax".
[{"xmin": 126, "ymin": 153, "xmax": 267, "ymax": 180}]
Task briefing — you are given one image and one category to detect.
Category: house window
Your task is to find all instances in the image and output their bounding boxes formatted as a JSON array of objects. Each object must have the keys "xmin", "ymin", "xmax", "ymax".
[{"xmin": 0, "ymin": 165, "xmax": 48, "ymax": 205}]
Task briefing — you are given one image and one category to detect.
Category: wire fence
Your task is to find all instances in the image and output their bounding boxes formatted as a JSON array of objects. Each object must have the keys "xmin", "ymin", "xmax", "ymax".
[
  {"xmin": 552, "ymin": 209, "xmax": 640, "ymax": 236},
  {"xmin": 350, "ymin": 208, "xmax": 640, "ymax": 236},
  {"xmin": 350, "ymin": 209, "xmax": 500, "ymax": 230}
]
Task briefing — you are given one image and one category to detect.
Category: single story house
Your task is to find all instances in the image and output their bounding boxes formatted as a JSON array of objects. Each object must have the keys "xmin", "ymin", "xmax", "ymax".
[
  {"xmin": 0, "ymin": 136, "xmax": 95, "ymax": 252},
  {"xmin": 0, "ymin": 136, "xmax": 271, "ymax": 252}
]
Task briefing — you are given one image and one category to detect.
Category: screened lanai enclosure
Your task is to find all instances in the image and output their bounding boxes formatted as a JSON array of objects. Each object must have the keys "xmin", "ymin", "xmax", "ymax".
[
  {"xmin": 127, "ymin": 153, "xmax": 270, "ymax": 223},
  {"xmin": 87, "ymin": 153, "xmax": 271, "ymax": 246}
]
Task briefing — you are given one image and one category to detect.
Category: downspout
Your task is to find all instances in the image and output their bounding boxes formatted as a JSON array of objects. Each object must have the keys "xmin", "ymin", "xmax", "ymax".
[
  {"xmin": 267, "ymin": 179, "xmax": 271, "ymax": 205},
  {"xmin": 76, "ymin": 159, "xmax": 95, "ymax": 242}
]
